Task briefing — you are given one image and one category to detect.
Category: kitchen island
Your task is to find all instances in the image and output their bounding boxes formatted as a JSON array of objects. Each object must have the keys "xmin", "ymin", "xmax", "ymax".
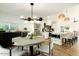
[{"xmin": 0, "ymin": 31, "xmax": 28, "ymax": 48}]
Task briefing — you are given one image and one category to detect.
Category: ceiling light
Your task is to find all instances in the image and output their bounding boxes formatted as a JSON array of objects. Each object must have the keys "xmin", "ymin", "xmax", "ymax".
[
  {"xmin": 30, "ymin": 21, "xmax": 34, "ymax": 23},
  {"xmin": 64, "ymin": 17, "xmax": 70, "ymax": 21},
  {"xmin": 34, "ymin": 20, "xmax": 40, "ymax": 23},
  {"xmin": 27, "ymin": 17, "xmax": 32, "ymax": 21},
  {"xmin": 20, "ymin": 3, "xmax": 43, "ymax": 22},
  {"xmin": 38, "ymin": 17, "xmax": 43, "ymax": 21},
  {"xmin": 58, "ymin": 13, "xmax": 65, "ymax": 19},
  {"xmin": 33, "ymin": 16, "xmax": 37, "ymax": 19},
  {"xmin": 20, "ymin": 16, "xmax": 24, "ymax": 19},
  {"xmin": 24, "ymin": 21, "xmax": 28, "ymax": 23}
]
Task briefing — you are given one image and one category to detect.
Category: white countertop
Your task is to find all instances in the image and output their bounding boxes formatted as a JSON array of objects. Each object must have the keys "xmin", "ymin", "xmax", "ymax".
[{"xmin": 51, "ymin": 32, "xmax": 60, "ymax": 35}]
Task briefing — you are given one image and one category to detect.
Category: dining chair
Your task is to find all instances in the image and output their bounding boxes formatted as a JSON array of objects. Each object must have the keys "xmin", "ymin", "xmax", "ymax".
[
  {"xmin": 12, "ymin": 37, "xmax": 29, "ymax": 56},
  {"xmin": 73, "ymin": 31, "xmax": 78, "ymax": 43},
  {"xmin": 61, "ymin": 33, "xmax": 72, "ymax": 47},
  {"xmin": 0, "ymin": 43, "xmax": 27, "ymax": 56},
  {"xmin": 65, "ymin": 32, "xmax": 78, "ymax": 47},
  {"xmin": 35, "ymin": 37, "xmax": 53, "ymax": 56},
  {"xmin": 61, "ymin": 33, "xmax": 75, "ymax": 47}
]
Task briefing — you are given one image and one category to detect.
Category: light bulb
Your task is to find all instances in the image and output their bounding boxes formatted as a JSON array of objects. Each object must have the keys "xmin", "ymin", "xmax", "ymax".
[
  {"xmin": 33, "ymin": 16, "xmax": 37, "ymax": 19},
  {"xmin": 30, "ymin": 21, "xmax": 34, "ymax": 23},
  {"xmin": 20, "ymin": 16, "xmax": 24, "ymax": 19},
  {"xmin": 36, "ymin": 21, "xmax": 40, "ymax": 23},
  {"xmin": 24, "ymin": 21, "xmax": 28, "ymax": 23}
]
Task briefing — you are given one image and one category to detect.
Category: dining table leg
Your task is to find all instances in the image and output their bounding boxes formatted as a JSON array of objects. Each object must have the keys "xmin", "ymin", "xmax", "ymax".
[
  {"xmin": 30, "ymin": 46, "xmax": 33, "ymax": 56},
  {"xmin": 9, "ymin": 47, "xmax": 12, "ymax": 56}
]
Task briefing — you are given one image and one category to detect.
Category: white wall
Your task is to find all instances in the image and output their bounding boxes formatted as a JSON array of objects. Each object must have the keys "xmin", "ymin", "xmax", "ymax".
[
  {"xmin": 17, "ymin": 21, "xmax": 34, "ymax": 33},
  {"xmin": 0, "ymin": 13, "xmax": 45, "ymax": 35},
  {"xmin": 48, "ymin": 5, "xmax": 79, "ymax": 45},
  {"xmin": 66, "ymin": 5, "xmax": 79, "ymax": 32},
  {"xmin": 56, "ymin": 5, "xmax": 79, "ymax": 33},
  {"xmin": 0, "ymin": 16, "xmax": 34, "ymax": 33},
  {"xmin": 46, "ymin": 5, "xmax": 79, "ymax": 34}
]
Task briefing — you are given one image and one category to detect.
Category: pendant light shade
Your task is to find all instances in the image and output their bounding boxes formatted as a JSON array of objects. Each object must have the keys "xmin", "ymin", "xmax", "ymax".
[
  {"xmin": 64, "ymin": 17, "xmax": 70, "ymax": 21},
  {"xmin": 30, "ymin": 3, "xmax": 34, "ymax": 6},
  {"xmin": 20, "ymin": 16, "xmax": 25, "ymax": 19},
  {"xmin": 27, "ymin": 17, "xmax": 32, "ymax": 21},
  {"xmin": 38, "ymin": 17, "xmax": 43, "ymax": 21},
  {"xmin": 58, "ymin": 13, "xmax": 65, "ymax": 19}
]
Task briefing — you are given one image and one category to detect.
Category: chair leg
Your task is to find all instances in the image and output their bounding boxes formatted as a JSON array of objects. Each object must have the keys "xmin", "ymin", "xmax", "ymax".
[
  {"xmin": 49, "ymin": 43, "xmax": 51, "ymax": 56},
  {"xmin": 9, "ymin": 48, "xmax": 12, "ymax": 56},
  {"xmin": 49, "ymin": 53, "xmax": 50, "ymax": 56},
  {"xmin": 62, "ymin": 38, "xmax": 66, "ymax": 47},
  {"xmin": 36, "ymin": 50, "xmax": 40, "ymax": 55},
  {"xmin": 52, "ymin": 49, "xmax": 53, "ymax": 56},
  {"xmin": 22, "ymin": 46, "xmax": 24, "ymax": 51}
]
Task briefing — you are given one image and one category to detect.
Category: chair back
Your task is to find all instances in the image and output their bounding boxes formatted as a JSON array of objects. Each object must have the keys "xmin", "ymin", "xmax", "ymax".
[
  {"xmin": 42, "ymin": 32, "xmax": 49, "ymax": 39},
  {"xmin": 21, "ymin": 32, "xmax": 28, "ymax": 37},
  {"xmin": 73, "ymin": 31, "xmax": 77, "ymax": 37}
]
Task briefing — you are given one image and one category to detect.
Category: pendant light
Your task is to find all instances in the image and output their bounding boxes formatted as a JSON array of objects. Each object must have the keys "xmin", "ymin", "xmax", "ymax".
[
  {"xmin": 64, "ymin": 9, "xmax": 70, "ymax": 21},
  {"xmin": 20, "ymin": 3, "xmax": 43, "ymax": 21},
  {"xmin": 58, "ymin": 13, "xmax": 65, "ymax": 19}
]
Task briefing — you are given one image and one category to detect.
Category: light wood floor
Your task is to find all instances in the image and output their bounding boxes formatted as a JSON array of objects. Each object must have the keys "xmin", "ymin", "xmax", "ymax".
[{"xmin": 53, "ymin": 41, "xmax": 79, "ymax": 56}]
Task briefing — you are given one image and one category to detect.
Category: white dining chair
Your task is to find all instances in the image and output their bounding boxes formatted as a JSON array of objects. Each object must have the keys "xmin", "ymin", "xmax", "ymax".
[
  {"xmin": 0, "ymin": 42, "xmax": 28, "ymax": 56},
  {"xmin": 12, "ymin": 37, "xmax": 29, "ymax": 56},
  {"xmin": 35, "ymin": 37, "xmax": 53, "ymax": 56}
]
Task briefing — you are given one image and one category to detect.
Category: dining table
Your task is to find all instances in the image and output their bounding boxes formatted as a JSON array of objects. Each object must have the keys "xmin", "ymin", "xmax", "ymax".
[{"xmin": 12, "ymin": 36, "xmax": 46, "ymax": 56}]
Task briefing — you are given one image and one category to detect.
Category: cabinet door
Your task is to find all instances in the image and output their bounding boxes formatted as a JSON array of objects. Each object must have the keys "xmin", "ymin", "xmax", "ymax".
[{"xmin": 34, "ymin": 23, "xmax": 41, "ymax": 36}]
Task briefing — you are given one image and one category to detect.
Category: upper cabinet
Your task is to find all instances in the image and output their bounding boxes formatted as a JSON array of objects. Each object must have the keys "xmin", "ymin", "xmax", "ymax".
[{"xmin": 34, "ymin": 23, "xmax": 42, "ymax": 36}]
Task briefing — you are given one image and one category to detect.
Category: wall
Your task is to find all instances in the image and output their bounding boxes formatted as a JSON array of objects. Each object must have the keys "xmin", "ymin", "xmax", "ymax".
[
  {"xmin": 0, "ymin": 17, "xmax": 34, "ymax": 33},
  {"xmin": 66, "ymin": 5, "xmax": 79, "ymax": 32},
  {"xmin": 17, "ymin": 21, "xmax": 34, "ymax": 33},
  {"xmin": 44, "ymin": 15, "xmax": 62, "ymax": 45},
  {"xmin": 0, "ymin": 12, "xmax": 45, "ymax": 35},
  {"xmin": 57, "ymin": 5, "xmax": 79, "ymax": 32},
  {"xmin": 48, "ymin": 5, "xmax": 79, "ymax": 45}
]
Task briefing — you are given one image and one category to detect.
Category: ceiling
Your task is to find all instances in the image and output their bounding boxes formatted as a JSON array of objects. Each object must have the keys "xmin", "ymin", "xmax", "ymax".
[{"xmin": 0, "ymin": 3, "xmax": 78, "ymax": 23}]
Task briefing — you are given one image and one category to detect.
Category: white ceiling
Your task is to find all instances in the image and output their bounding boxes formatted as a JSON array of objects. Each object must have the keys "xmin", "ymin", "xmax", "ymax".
[{"xmin": 0, "ymin": 3, "xmax": 78, "ymax": 22}]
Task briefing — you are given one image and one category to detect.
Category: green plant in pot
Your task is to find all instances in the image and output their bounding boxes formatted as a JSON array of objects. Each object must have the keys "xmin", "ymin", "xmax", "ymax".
[{"xmin": 30, "ymin": 33, "xmax": 37, "ymax": 39}]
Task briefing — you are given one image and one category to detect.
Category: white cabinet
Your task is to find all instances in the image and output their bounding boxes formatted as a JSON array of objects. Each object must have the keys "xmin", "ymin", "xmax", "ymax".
[{"xmin": 34, "ymin": 23, "xmax": 42, "ymax": 36}]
